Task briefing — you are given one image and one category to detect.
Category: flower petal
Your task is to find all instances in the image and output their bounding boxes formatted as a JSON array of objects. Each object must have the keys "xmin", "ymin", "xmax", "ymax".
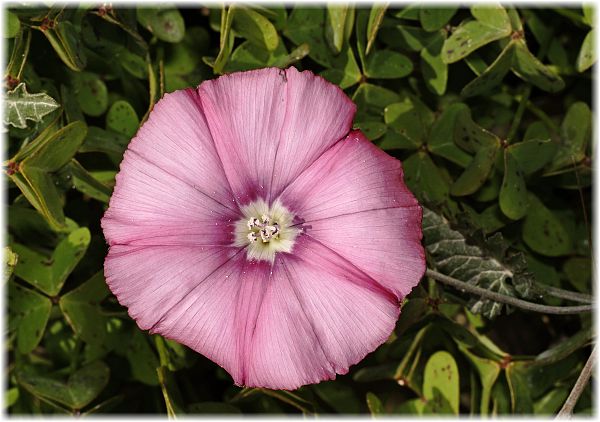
[
  {"xmin": 269, "ymin": 67, "xmax": 356, "ymax": 198},
  {"xmin": 104, "ymin": 245, "xmax": 240, "ymax": 332},
  {"xmin": 147, "ymin": 252, "xmax": 271, "ymax": 384},
  {"xmin": 102, "ymin": 89, "xmax": 240, "ymax": 247},
  {"xmin": 244, "ymin": 236, "xmax": 399, "ymax": 390},
  {"xmin": 279, "ymin": 130, "xmax": 425, "ymax": 298},
  {"xmin": 197, "ymin": 67, "xmax": 355, "ymax": 204}
]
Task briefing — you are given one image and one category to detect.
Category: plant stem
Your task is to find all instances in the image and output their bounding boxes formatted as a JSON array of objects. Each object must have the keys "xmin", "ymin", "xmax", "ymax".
[
  {"xmin": 534, "ymin": 283, "xmax": 593, "ymax": 304},
  {"xmin": 426, "ymin": 269, "xmax": 593, "ymax": 315},
  {"xmin": 525, "ymin": 101, "xmax": 562, "ymax": 135},
  {"xmin": 556, "ymin": 345, "xmax": 596, "ymax": 418},
  {"xmin": 507, "ymin": 85, "xmax": 532, "ymax": 143}
]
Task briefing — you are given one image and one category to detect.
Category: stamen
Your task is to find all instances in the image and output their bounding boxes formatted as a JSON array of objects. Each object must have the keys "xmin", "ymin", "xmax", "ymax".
[{"xmin": 235, "ymin": 199, "xmax": 300, "ymax": 263}]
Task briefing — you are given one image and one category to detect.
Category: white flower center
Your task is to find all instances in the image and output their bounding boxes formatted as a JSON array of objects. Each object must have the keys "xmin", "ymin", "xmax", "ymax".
[{"xmin": 234, "ymin": 199, "xmax": 300, "ymax": 263}]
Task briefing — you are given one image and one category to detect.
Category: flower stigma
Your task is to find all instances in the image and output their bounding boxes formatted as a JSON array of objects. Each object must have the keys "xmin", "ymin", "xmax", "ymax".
[{"xmin": 234, "ymin": 199, "xmax": 300, "ymax": 263}]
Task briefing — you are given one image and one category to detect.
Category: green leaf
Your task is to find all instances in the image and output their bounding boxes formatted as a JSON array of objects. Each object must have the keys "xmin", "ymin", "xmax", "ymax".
[
  {"xmin": 427, "ymin": 103, "xmax": 472, "ymax": 167},
  {"xmin": 137, "ymin": 7, "xmax": 185, "ymax": 43},
  {"xmin": 576, "ymin": 29, "xmax": 595, "ymax": 72},
  {"xmin": 8, "ymin": 281, "xmax": 52, "ymax": 354},
  {"xmin": 422, "ymin": 351, "xmax": 459, "ymax": 415},
  {"xmin": 535, "ymin": 327, "xmax": 592, "ymax": 365},
  {"xmin": 451, "ymin": 144, "xmax": 499, "ymax": 196},
  {"xmin": 352, "ymin": 83, "xmax": 400, "ymax": 114},
  {"xmin": 354, "ymin": 120, "xmax": 387, "ymax": 140},
  {"xmin": 419, "ymin": 7, "xmax": 457, "ymax": 32},
  {"xmin": 59, "ymin": 271, "xmax": 111, "ymax": 346},
  {"xmin": 403, "ymin": 152, "xmax": 450, "ymax": 204},
  {"xmin": 522, "ymin": 194, "xmax": 572, "ymax": 256},
  {"xmin": 22, "ymin": 120, "xmax": 88, "ymax": 172},
  {"xmin": 507, "ymin": 139, "xmax": 557, "ymax": 175},
  {"xmin": 461, "ymin": 41, "xmax": 516, "ymax": 97},
  {"xmin": 6, "ymin": 27, "xmax": 31, "ymax": 80},
  {"xmin": 366, "ymin": 392, "xmax": 384, "ymax": 415},
  {"xmin": 233, "ymin": 7, "xmax": 279, "ymax": 52},
  {"xmin": 211, "ymin": 5, "xmax": 235, "ymax": 74},
  {"xmin": 459, "ymin": 346, "xmax": 501, "ymax": 416},
  {"xmin": 365, "ymin": 50, "xmax": 412, "ymax": 79},
  {"xmin": 4, "ymin": 246, "xmax": 19, "ymax": 282},
  {"xmin": 582, "ymin": 5, "xmax": 594, "ymax": 26},
  {"xmin": 285, "ymin": 8, "xmax": 361, "ymax": 88},
  {"xmin": 442, "ymin": 4, "xmax": 512, "ymax": 63},
  {"xmin": 18, "ymin": 361, "xmax": 110, "ymax": 410},
  {"xmin": 313, "ymin": 381, "xmax": 360, "ymax": 413},
  {"xmin": 383, "ymin": 95, "xmax": 434, "ymax": 147},
  {"xmin": 80, "ymin": 126, "xmax": 129, "ymax": 156},
  {"xmin": 499, "ymin": 148, "xmax": 528, "ymax": 220},
  {"xmin": 224, "ymin": 38, "xmax": 291, "ymax": 73},
  {"xmin": 422, "ymin": 208, "xmax": 519, "ymax": 318},
  {"xmin": 6, "ymin": 11, "xmax": 21, "ymax": 38},
  {"xmin": 5, "ymin": 388, "xmax": 19, "ymax": 409},
  {"xmin": 13, "ymin": 227, "xmax": 90, "ymax": 296},
  {"xmin": 127, "ymin": 331, "xmax": 159, "ymax": 386},
  {"xmin": 546, "ymin": 101, "xmax": 591, "ymax": 173},
  {"xmin": 534, "ymin": 387, "xmax": 570, "ymax": 415},
  {"xmin": 325, "ymin": 5, "xmax": 351, "ymax": 54},
  {"xmin": 74, "ymin": 72, "xmax": 108, "ymax": 117},
  {"xmin": 421, "ymin": 32, "xmax": 448, "ymax": 95},
  {"xmin": 366, "ymin": 4, "xmax": 388, "ymax": 54},
  {"xmin": 106, "ymin": 100, "xmax": 139, "ymax": 138},
  {"xmin": 11, "ymin": 167, "xmax": 66, "ymax": 231},
  {"xmin": 383, "ymin": 24, "xmax": 437, "ymax": 52},
  {"xmin": 64, "ymin": 160, "xmax": 112, "ymax": 203},
  {"xmin": 563, "ymin": 257, "xmax": 592, "ymax": 293},
  {"xmin": 505, "ymin": 362, "xmax": 534, "ymax": 414},
  {"xmin": 523, "ymin": 121, "xmax": 550, "ymax": 141},
  {"xmin": 41, "ymin": 20, "xmax": 87, "ymax": 71},
  {"xmin": 4, "ymin": 83, "xmax": 60, "ymax": 129},
  {"xmin": 454, "ymin": 105, "xmax": 500, "ymax": 152},
  {"xmin": 512, "ymin": 40, "xmax": 565, "ymax": 92}
]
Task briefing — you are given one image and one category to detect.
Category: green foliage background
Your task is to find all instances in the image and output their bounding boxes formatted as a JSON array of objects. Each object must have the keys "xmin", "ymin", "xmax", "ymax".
[{"xmin": 4, "ymin": 3, "xmax": 594, "ymax": 416}]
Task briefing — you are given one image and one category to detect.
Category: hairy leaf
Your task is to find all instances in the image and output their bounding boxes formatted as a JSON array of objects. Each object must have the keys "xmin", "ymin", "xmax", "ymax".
[{"xmin": 4, "ymin": 83, "xmax": 60, "ymax": 129}]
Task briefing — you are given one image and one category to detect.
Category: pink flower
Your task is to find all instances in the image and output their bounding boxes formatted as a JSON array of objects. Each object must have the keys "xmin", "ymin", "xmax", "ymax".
[{"xmin": 101, "ymin": 67, "xmax": 425, "ymax": 390}]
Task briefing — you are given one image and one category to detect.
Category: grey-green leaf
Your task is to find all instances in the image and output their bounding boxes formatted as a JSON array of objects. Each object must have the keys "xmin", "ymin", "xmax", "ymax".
[
  {"xmin": 422, "ymin": 207, "xmax": 517, "ymax": 318},
  {"xmin": 4, "ymin": 83, "xmax": 60, "ymax": 129}
]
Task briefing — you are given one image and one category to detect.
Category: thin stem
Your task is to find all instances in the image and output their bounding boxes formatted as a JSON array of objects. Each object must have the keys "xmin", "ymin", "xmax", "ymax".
[
  {"xmin": 426, "ymin": 269, "xmax": 593, "ymax": 315},
  {"xmin": 507, "ymin": 85, "xmax": 532, "ymax": 143},
  {"xmin": 556, "ymin": 345, "xmax": 596, "ymax": 418},
  {"xmin": 525, "ymin": 101, "xmax": 561, "ymax": 135},
  {"xmin": 535, "ymin": 283, "xmax": 593, "ymax": 304}
]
